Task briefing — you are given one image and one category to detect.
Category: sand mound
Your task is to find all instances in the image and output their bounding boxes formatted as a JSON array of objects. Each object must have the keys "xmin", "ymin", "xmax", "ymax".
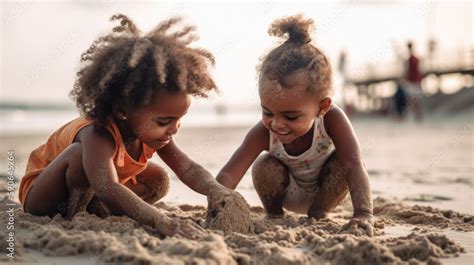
[
  {"xmin": 206, "ymin": 191, "xmax": 253, "ymax": 234},
  {"xmin": 1, "ymin": 196, "xmax": 471, "ymax": 264},
  {"xmin": 373, "ymin": 197, "xmax": 474, "ymax": 231}
]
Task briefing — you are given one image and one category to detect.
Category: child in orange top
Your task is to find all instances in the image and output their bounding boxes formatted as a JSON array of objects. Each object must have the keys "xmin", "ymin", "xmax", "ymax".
[
  {"xmin": 19, "ymin": 14, "xmax": 233, "ymax": 239},
  {"xmin": 217, "ymin": 15, "xmax": 374, "ymax": 236}
]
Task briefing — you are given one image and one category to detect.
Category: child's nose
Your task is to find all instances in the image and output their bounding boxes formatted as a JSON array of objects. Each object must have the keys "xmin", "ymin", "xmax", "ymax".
[
  {"xmin": 166, "ymin": 121, "xmax": 180, "ymax": 135},
  {"xmin": 271, "ymin": 117, "xmax": 285, "ymax": 130}
]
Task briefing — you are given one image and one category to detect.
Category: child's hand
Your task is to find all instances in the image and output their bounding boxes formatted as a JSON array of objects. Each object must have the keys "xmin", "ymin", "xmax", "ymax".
[
  {"xmin": 207, "ymin": 186, "xmax": 233, "ymax": 210},
  {"xmin": 155, "ymin": 216, "xmax": 206, "ymax": 240},
  {"xmin": 205, "ymin": 187, "xmax": 253, "ymax": 233},
  {"xmin": 172, "ymin": 219, "xmax": 207, "ymax": 239},
  {"xmin": 340, "ymin": 213, "xmax": 374, "ymax": 237}
]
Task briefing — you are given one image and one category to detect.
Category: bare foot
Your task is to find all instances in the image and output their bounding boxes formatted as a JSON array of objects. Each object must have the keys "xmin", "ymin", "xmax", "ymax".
[
  {"xmin": 308, "ymin": 211, "xmax": 328, "ymax": 220},
  {"xmin": 65, "ymin": 188, "xmax": 95, "ymax": 219},
  {"xmin": 265, "ymin": 212, "xmax": 284, "ymax": 220}
]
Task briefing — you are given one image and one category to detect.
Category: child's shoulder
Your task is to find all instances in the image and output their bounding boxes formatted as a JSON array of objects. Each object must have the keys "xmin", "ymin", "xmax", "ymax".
[
  {"xmin": 74, "ymin": 123, "xmax": 116, "ymax": 151},
  {"xmin": 243, "ymin": 121, "xmax": 269, "ymax": 151},
  {"xmin": 325, "ymin": 104, "xmax": 345, "ymax": 119},
  {"xmin": 324, "ymin": 104, "xmax": 352, "ymax": 137}
]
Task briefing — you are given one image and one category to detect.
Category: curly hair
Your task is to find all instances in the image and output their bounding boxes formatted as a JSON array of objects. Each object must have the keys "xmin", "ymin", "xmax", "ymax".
[
  {"xmin": 258, "ymin": 14, "xmax": 332, "ymax": 97},
  {"xmin": 70, "ymin": 14, "xmax": 217, "ymax": 124}
]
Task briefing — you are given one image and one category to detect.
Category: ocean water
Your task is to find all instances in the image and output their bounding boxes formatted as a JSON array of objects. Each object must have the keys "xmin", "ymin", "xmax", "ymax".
[{"xmin": 0, "ymin": 107, "xmax": 261, "ymax": 136}]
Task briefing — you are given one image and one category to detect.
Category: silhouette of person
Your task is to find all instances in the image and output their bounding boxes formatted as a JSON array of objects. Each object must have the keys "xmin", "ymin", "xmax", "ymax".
[{"xmin": 404, "ymin": 42, "xmax": 424, "ymax": 121}]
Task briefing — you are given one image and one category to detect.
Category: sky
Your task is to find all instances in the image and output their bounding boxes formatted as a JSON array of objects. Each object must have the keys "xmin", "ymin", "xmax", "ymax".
[{"xmin": 1, "ymin": 0, "xmax": 473, "ymax": 106}]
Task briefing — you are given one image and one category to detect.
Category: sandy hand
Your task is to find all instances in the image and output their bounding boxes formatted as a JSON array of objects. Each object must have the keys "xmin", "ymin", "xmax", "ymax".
[
  {"xmin": 207, "ymin": 186, "xmax": 233, "ymax": 210},
  {"xmin": 207, "ymin": 187, "xmax": 234, "ymax": 216},
  {"xmin": 155, "ymin": 216, "xmax": 207, "ymax": 240},
  {"xmin": 340, "ymin": 213, "xmax": 374, "ymax": 237},
  {"xmin": 206, "ymin": 188, "xmax": 253, "ymax": 234}
]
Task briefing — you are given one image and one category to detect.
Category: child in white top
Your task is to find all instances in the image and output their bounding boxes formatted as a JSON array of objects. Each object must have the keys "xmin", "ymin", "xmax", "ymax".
[{"xmin": 217, "ymin": 15, "xmax": 374, "ymax": 236}]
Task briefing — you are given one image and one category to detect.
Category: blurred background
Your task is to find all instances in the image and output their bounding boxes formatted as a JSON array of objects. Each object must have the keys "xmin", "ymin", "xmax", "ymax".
[{"xmin": 1, "ymin": 1, "xmax": 473, "ymax": 213}]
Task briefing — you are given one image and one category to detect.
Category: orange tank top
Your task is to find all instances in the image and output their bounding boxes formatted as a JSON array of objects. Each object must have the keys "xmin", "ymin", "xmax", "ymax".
[{"xmin": 18, "ymin": 117, "xmax": 155, "ymax": 205}]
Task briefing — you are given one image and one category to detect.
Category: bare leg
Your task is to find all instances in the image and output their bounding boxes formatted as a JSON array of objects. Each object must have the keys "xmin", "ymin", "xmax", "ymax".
[
  {"xmin": 24, "ymin": 142, "xmax": 94, "ymax": 219},
  {"xmin": 307, "ymin": 152, "xmax": 349, "ymax": 219},
  {"xmin": 124, "ymin": 162, "xmax": 170, "ymax": 204},
  {"xmin": 251, "ymin": 154, "xmax": 289, "ymax": 217}
]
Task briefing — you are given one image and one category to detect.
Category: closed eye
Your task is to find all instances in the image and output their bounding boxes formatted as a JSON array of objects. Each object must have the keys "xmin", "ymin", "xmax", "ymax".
[
  {"xmin": 285, "ymin": 115, "xmax": 299, "ymax": 121},
  {"xmin": 155, "ymin": 118, "xmax": 172, "ymax": 126}
]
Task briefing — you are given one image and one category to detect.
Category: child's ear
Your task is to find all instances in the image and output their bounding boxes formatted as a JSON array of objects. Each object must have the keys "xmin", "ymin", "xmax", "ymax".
[{"xmin": 317, "ymin": 97, "xmax": 332, "ymax": 117}]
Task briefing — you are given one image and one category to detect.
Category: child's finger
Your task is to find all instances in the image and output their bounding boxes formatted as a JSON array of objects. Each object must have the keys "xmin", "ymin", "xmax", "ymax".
[
  {"xmin": 178, "ymin": 220, "xmax": 206, "ymax": 239},
  {"xmin": 208, "ymin": 198, "xmax": 226, "ymax": 214},
  {"xmin": 358, "ymin": 222, "xmax": 374, "ymax": 237},
  {"xmin": 179, "ymin": 229, "xmax": 198, "ymax": 240},
  {"xmin": 366, "ymin": 225, "xmax": 374, "ymax": 237},
  {"xmin": 182, "ymin": 227, "xmax": 205, "ymax": 240},
  {"xmin": 189, "ymin": 221, "xmax": 206, "ymax": 233}
]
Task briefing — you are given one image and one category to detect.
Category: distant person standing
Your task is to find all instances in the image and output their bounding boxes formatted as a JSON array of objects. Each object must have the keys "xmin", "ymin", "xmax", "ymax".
[
  {"xmin": 404, "ymin": 42, "xmax": 424, "ymax": 121},
  {"xmin": 393, "ymin": 79, "xmax": 408, "ymax": 120}
]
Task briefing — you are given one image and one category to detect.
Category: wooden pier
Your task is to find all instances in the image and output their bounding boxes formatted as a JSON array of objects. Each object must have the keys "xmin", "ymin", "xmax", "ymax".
[{"xmin": 344, "ymin": 48, "xmax": 474, "ymax": 112}]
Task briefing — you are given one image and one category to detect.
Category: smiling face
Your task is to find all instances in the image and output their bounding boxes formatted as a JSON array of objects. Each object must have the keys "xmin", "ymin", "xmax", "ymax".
[
  {"xmin": 117, "ymin": 89, "xmax": 192, "ymax": 150},
  {"xmin": 259, "ymin": 69, "xmax": 330, "ymax": 144}
]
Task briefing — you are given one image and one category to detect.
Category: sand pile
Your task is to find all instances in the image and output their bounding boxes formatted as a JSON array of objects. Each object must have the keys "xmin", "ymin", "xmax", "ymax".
[
  {"xmin": 1, "ymin": 196, "xmax": 472, "ymax": 264},
  {"xmin": 206, "ymin": 191, "xmax": 253, "ymax": 234},
  {"xmin": 373, "ymin": 197, "xmax": 474, "ymax": 231}
]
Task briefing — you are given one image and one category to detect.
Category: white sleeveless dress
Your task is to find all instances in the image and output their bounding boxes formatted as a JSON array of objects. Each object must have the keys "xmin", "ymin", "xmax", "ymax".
[{"xmin": 268, "ymin": 115, "xmax": 335, "ymax": 214}]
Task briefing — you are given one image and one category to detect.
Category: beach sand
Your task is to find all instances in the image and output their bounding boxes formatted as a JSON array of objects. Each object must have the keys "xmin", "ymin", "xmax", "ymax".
[
  {"xmin": 0, "ymin": 115, "xmax": 473, "ymax": 264},
  {"xmin": 1, "ymin": 195, "xmax": 472, "ymax": 264}
]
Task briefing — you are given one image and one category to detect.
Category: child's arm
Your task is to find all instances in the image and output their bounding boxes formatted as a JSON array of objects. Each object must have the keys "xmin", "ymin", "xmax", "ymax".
[
  {"xmin": 324, "ymin": 106, "xmax": 374, "ymax": 226},
  {"xmin": 157, "ymin": 139, "xmax": 225, "ymax": 195},
  {"xmin": 216, "ymin": 121, "xmax": 269, "ymax": 189},
  {"xmin": 79, "ymin": 126, "xmax": 204, "ymax": 238}
]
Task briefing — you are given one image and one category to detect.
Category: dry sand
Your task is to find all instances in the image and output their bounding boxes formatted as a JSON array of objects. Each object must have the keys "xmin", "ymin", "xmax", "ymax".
[{"xmin": 1, "ymin": 194, "xmax": 472, "ymax": 264}]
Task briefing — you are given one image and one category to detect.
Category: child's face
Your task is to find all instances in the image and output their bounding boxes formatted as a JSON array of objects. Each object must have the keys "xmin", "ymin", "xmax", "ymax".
[
  {"xmin": 122, "ymin": 90, "xmax": 191, "ymax": 150},
  {"xmin": 259, "ymin": 70, "xmax": 324, "ymax": 144}
]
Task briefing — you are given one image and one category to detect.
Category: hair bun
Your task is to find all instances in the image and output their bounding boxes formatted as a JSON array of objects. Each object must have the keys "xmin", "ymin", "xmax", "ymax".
[{"xmin": 268, "ymin": 14, "xmax": 314, "ymax": 45}]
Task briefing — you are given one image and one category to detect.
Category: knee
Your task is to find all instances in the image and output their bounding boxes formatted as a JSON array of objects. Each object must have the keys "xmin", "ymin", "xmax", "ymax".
[
  {"xmin": 154, "ymin": 171, "xmax": 170, "ymax": 199},
  {"xmin": 252, "ymin": 154, "xmax": 287, "ymax": 177},
  {"xmin": 141, "ymin": 175, "xmax": 169, "ymax": 204},
  {"xmin": 138, "ymin": 166, "xmax": 170, "ymax": 201},
  {"xmin": 251, "ymin": 154, "xmax": 288, "ymax": 188}
]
